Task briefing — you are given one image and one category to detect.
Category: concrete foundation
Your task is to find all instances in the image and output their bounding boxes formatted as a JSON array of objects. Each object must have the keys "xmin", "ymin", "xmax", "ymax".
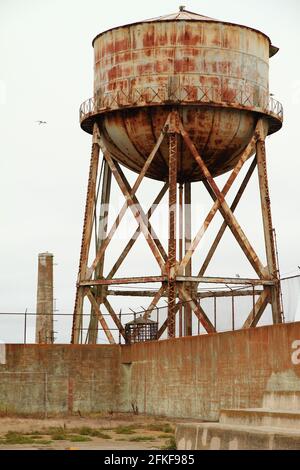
[
  {"xmin": 176, "ymin": 389, "xmax": 300, "ymax": 450},
  {"xmin": 0, "ymin": 322, "xmax": 299, "ymax": 419}
]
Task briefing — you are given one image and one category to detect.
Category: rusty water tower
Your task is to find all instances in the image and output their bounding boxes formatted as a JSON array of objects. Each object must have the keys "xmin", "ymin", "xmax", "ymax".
[{"xmin": 72, "ymin": 8, "xmax": 284, "ymax": 344}]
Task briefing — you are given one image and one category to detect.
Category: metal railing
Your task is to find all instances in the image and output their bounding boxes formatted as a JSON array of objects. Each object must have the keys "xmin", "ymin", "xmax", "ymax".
[
  {"xmin": 268, "ymin": 96, "xmax": 284, "ymax": 119},
  {"xmin": 79, "ymin": 88, "xmax": 283, "ymax": 123}
]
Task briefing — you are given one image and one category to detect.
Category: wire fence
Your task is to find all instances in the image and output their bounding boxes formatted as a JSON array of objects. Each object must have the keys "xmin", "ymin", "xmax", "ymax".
[{"xmin": 0, "ymin": 276, "xmax": 299, "ymax": 344}]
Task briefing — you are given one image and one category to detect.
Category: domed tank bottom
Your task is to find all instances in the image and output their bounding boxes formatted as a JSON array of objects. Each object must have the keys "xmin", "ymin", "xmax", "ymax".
[{"xmin": 97, "ymin": 105, "xmax": 258, "ymax": 182}]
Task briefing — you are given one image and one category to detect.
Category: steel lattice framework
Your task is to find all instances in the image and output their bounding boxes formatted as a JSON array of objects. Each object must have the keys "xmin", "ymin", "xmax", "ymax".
[{"xmin": 71, "ymin": 111, "xmax": 283, "ymax": 344}]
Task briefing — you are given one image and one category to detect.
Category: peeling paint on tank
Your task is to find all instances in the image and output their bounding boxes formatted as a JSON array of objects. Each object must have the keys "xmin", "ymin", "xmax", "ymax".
[{"xmin": 80, "ymin": 13, "xmax": 282, "ymax": 182}]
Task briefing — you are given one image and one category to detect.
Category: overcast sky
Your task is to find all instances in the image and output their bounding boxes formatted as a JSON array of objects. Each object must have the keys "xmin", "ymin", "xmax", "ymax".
[{"xmin": 0, "ymin": 0, "xmax": 299, "ymax": 343}]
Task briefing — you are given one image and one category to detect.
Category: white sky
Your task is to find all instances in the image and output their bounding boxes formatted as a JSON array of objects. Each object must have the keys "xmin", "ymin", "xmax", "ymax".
[{"xmin": 0, "ymin": 0, "xmax": 299, "ymax": 343}]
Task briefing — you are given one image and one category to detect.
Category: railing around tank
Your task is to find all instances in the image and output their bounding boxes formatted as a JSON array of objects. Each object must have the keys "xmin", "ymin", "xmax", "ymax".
[
  {"xmin": 80, "ymin": 96, "xmax": 96, "ymax": 122},
  {"xmin": 268, "ymin": 96, "xmax": 283, "ymax": 119},
  {"xmin": 79, "ymin": 92, "xmax": 283, "ymax": 124}
]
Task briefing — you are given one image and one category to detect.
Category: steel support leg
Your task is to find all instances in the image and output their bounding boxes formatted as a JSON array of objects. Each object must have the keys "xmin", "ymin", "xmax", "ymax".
[
  {"xmin": 168, "ymin": 132, "xmax": 178, "ymax": 338},
  {"xmin": 184, "ymin": 182, "xmax": 192, "ymax": 336},
  {"xmin": 72, "ymin": 126, "xmax": 100, "ymax": 343},
  {"xmin": 179, "ymin": 184, "xmax": 183, "ymax": 337},
  {"xmin": 87, "ymin": 159, "xmax": 112, "ymax": 344},
  {"xmin": 256, "ymin": 136, "xmax": 282, "ymax": 324}
]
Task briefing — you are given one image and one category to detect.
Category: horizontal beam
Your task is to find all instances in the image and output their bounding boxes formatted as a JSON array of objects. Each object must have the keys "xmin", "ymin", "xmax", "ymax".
[
  {"xmin": 199, "ymin": 289, "xmax": 264, "ymax": 299},
  {"xmin": 79, "ymin": 276, "xmax": 165, "ymax": 286},
  {"xmin": 107, "ymin": 289, "xmax": 264, "ymax": 299},
  {"xmin": 176, "ymin": 276, "xmax": 275, "ymax": 286},
  {"xmin": 81, "ymin": 274, "xmax": 272, "ymax": 287}
]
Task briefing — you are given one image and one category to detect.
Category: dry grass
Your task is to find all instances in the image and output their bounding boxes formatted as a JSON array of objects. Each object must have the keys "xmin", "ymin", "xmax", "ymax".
[
  {"xmin": 0, "ymin": 432, "xmax": 52, "ymax": 445},
  {"xmin": 147, "ymin": 423, "xmax": 174, "ymax": 433}
]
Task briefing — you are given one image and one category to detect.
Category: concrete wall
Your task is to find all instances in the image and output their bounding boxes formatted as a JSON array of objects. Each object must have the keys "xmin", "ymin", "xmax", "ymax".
[
  {"xmin": 0, "ymin": 322, "xmax": 299, "ymax": 419},
  {"xmin": 0, "ymin": 344, "xmax": 121, "ymax": 416},
  {"xmin": 123, "ymin": 322, "xmax": 300, "ymax": 420}
]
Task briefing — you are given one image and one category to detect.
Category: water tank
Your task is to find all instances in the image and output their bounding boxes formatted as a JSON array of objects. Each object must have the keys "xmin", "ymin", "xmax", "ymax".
[{"xmin": 80, "ymin": 8, "xmax": 283, "ymax": 182}]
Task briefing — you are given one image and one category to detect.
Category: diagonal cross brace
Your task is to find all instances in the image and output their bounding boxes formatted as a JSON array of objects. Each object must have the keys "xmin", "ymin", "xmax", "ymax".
[
  {"xmin": 178, "ymin": 285, "xmax": 216, "ymax": 334},
  {"xmin": 242, "ymin": 289, "xmax": 270, "ymax": 328},
  {"xmin": 103, "ymin": 154, "xmax": 167, "ymax": 270},
  {"xmin": 177, "ymin": 128, "xmax": 259, "ymax": 274},
  {"xmin": 89, "ymin": 116, "xmax": 170, "ymax": 277},
  {"xmin": 143, "ymin": 285, "xmax": 166, "ymax": 320},
  {"xmin": 86, "ymin": 289, "xmax": 115, "ymax": 344},
  {"xmin": 179, "ymin": 119, "xmax": 267, "ymax": 279},
  {"xmin": 198, "ymin": 157, "xmax": 258, "ymax": 278},
  {"xmin": 107, "ymin": 183, "xmax": 169, "ymax": 280}
]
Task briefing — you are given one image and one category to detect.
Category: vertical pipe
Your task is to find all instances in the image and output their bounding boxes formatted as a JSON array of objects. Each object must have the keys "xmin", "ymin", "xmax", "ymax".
[
  {"xmin": 184, "ymin": 182, "xmax": 192, "ymax": 336},
  {"xmin": 168, "ymin": 132, "xmax": 178, "ymax": 338},
  {"xmin": 179, "ymin": 184, "xmax": 183, "ymax": 337},
  {"xmin": 119, "ymin": 311, "xmax": 121, "ymax": 345},
  {"xmin": 256, "ymin": 132, "xmax": 282, "ymax": 324},
  {"xmin": 232, "ymin": 296, "xmax": 235, "ymax": 331},
  {"xmin": 36, "ymin": 252, "xmax": 54, "ymax": 344},
  {"xmin": 273, "ymin": 228, "xmax": 285, "ymax": 322}
]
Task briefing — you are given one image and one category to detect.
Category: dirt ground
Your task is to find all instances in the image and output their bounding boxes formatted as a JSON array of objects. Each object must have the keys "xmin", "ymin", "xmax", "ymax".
[{"xmin": 0, "ymin": 413, "xmax": 180, "ymax": 450}]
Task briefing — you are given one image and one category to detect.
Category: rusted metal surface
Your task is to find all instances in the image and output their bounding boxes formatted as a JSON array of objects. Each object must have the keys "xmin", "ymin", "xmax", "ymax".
[
  {"xmin": 72, "ymin": 10, "xmax": 284, "ymax": 343},
  {"xmin": 199, "ymin": 157, "xmax": 257, "ymax": 277},
  {"xmin": 179, "ymin": 127, "xmax": 258, "ymax": 272},
  {"xmin": 178, "ymin": 184, "xmax": 183, "ymax": 337},
  {"xmin": 243, "ymin": 290, "xmax": 270, "ymax": 328},
  {"xmin": 103, "ymin": 298, "xmax": 125, "ymax": 339},
  {"xmin": 103, "ymin": 154, "xmax": 167, "ymax": 269},
  {"xmin": 79, "ymin": 10, "xmax": 282, "ymax": 182},
  {"xmin": 72, "ymin": 129, "xmax": 100, "ymax": 344},
  {"xmin": 88, "ymin": 119, "xmax": 169, "ymax": 276},
  {"xmin": 107, "ymin": 183, "xmax": 168, "ymax": 280},
  {"xmin": 86, "ymin": 289, "xmax": 115, "ymax": 344},
  {"xmin": 176, "ymin": 276, "xmax": 275, "ymax": 286},
  {"xmin": 167, "ymin": 123, "xmax": 178, "ymax": 338},
  {"xmin": 92, "ymin": 8, "xmax": 279, "ymax": 59},
  {"xmin": 184, "ymin": 182, "xmax": 192, "ymax": 336},
  {"xmin": 72, "ymin": 115, "xmax": 281, "ymax": 343},
  {"xmin": 178, "ymin": 286, "xmax": 216, "ymax": 333},
  {"xmin": 256, "ymin": 134, "xmax": 282, "ymax": 324},
  {"xmin": 80, "ymin": 276, "xmax": 165, "ymax": 286},
  {"xmin": 142, "ymin": 286, "xmax": 166, "ymax": 321},
  {"xmin": 36, "ymin": 252, "xmax": 54, "ymax": 344},
  {"xmin": 180, "ymin": 116, "xmax": 267, "ymax": 279},
  {"xmin": 87, "ymin": 159, "xmax": 112, "ymax": 344},
  {"xmin": 106, "ymin": 289, "xmax": 264, "ymax": 299}
]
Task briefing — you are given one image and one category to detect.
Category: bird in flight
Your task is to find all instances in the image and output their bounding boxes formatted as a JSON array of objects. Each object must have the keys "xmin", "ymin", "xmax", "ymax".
[{"xmin": 35, "ymin": 120, "xmax": 47, "ymax": 125}]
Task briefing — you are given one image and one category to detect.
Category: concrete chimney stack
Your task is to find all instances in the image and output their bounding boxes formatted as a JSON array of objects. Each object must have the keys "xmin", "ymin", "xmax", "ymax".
[{"xmin": 36, "ymin": 252, "xmax": 54, "ymax": 343}]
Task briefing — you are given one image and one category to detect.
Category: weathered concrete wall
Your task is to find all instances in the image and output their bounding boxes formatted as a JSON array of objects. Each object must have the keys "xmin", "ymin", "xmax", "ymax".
[
  {"xmin": 0, "ymin": 322, "xmax": 299, "ymax": 418},
  {"xmin": 121, "ymin": 322, "xmax": 300, "ymax": 420},
  {"xmin": 0, "ymin": 344, "xmax": 121, "ymax": 415}
]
